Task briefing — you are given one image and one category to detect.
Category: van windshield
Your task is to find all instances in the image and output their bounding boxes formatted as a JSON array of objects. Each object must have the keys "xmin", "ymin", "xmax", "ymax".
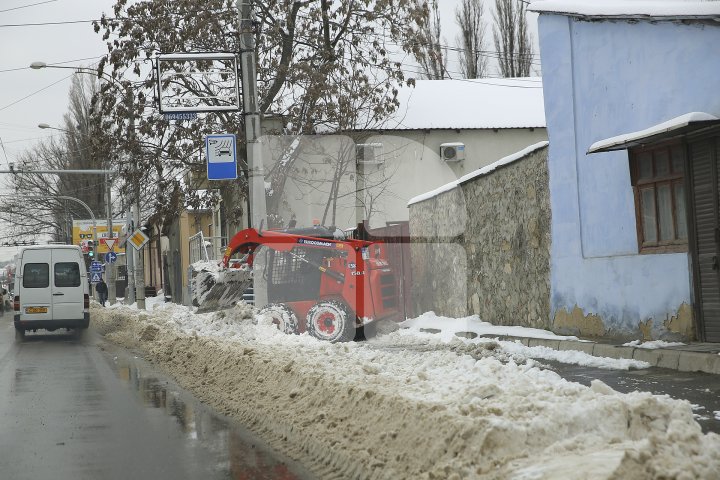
[
  {"xmin": 55, "ymin": 262, "xmax": 81, "ymax": 287},
  {"xmin": 23, "ymin": 263, "xmax": 49, "ymax": 288}
]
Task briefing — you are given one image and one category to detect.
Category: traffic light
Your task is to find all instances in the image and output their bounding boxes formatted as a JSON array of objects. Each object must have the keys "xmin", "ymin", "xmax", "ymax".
[{"xmin": 87, "ymin": 240, "xmax": 95, "ymax": 258}]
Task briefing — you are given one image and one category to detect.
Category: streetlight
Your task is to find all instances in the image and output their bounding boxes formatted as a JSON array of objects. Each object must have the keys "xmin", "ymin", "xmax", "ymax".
[
  {"xmin": 32, "ymin": 61, "xmax": 145, "ymax": 309},
  {"xmin": 37, "ymin": 122, "xmax": 117, "ymax": 304}
]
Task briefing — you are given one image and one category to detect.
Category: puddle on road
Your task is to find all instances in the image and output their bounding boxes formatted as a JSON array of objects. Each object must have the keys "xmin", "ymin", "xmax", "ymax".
[{"xmin": 106, "ymin": 347, "xmax": 313, "ymax": 480}]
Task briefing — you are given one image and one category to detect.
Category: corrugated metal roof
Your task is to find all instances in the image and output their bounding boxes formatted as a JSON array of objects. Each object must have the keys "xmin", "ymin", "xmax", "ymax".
[{"xmin": 380, "ymin": 78, "xmax": 545, "ymax": 131}]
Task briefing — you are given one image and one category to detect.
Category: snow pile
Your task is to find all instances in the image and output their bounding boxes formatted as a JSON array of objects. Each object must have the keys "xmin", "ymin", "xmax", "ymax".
[
  {"xmin": 398, "ymin": 312, "xmax": 648, "ymax": 370},
  {"xmin": 91, "ymin": 305, "xmax": 720, "ymax": 479},
  {"xmin": 400, "ymin": 311, "xmax": 580, "ymax": 341},
  {"xmin": 624, "ymin": 339, "xmax": 686, "ymax": 349}
]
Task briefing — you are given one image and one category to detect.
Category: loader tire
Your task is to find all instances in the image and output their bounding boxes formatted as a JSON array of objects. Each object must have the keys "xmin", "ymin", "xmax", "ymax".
[
  {"xmin": 258, "ymin": 303, "xmax": 299, "ymax": 335},
  {"xmin": 307, "ymin": 301, "xmax": 355, "ymax": 343}
]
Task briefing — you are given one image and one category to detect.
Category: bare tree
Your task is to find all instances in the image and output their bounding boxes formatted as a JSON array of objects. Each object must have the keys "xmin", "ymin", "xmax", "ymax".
[
  {"xmin": 493, "ymin": 0, "xmax": 533, "ymax": 77},
  {"xmin": 415, "ymin": 0, "xmax": 450, "ymax": 80},
  {"xmin": 94, "ymin": 0, "xmax": 428, "ymax": 232},
  {"xmin": 455, "ymin": 0, "xmax": 489, "ymax": 78},
  {"xmin": 0, "ymin": 75, "xmax": 109, "ymax": 242}
]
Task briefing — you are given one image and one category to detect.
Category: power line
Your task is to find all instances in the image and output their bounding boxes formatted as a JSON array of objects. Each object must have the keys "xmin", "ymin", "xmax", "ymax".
[
  {"xmin": 0, "ymin": 19, "xmax": 103, "ymax": 28},
  {"xmin": 0, "ymin": 74, "xmax": 73, "ymax": 112},
  {"xmin": 0, "ymin": 0, "xmax": 57, "ymax": 14}
]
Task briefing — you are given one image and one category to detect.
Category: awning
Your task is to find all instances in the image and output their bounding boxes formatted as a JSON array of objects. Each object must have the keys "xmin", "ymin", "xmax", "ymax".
[{"xmin": 587, "ymin": 112, "xmax": 720, "ymax": 154}]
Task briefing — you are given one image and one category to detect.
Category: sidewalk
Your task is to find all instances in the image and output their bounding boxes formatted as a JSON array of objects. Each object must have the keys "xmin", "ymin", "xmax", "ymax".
[{"xmin": 494, "ymin": 335, "xmax": 720, "ymax": 374}]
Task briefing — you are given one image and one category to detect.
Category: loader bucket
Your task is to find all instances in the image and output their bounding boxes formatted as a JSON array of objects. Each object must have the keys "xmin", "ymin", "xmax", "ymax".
[{"xmin": 191, "ymin": 263, "xmax": 253, "ymax": 313}]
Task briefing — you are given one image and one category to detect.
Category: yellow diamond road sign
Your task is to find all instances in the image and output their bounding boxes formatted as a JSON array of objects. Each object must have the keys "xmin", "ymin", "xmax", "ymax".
[{"xmin": 128, "ymin": 229, "xmax": 150, "ymax": 250}]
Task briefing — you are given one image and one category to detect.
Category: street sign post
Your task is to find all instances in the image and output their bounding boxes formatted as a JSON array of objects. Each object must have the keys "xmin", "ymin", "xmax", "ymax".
[
  {"xmin": 101, "ymin": 237, "xmax": 117, "ymax": 251},
  {"xmin": 90, "ymin": 261, "xmax": 103, "ymax": 273},
  {"xmin": 105, "ymin": 252, "xmax": 118, "ymax": 263},
  {"xmin": 205, "ymin": 134, "xmax": 237, "ymax": 180},
  {"xmin": 90, "ymin": 272, "xmax": 102, "ymax": 283}
]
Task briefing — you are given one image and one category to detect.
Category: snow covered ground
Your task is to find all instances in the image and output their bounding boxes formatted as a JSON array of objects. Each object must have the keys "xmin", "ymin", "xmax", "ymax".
[{"xmin": 92, "ymin": 301, "xmax": 720, "ymax": 479}]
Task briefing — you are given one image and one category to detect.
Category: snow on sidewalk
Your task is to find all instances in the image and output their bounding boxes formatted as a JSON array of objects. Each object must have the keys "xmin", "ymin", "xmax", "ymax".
[
  {"xmin": 395, "ymin": 311, "xmax": 650, "ymax": 370},
  {"xmin": 94, "ymin": 303, "xmax": 720, "ymax": 479}
]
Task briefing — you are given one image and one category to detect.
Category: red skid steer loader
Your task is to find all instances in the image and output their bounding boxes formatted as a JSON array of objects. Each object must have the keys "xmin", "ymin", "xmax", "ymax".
[{"xmin": 218, "ymin": 226, "xmax": 399, "ymax": 342}]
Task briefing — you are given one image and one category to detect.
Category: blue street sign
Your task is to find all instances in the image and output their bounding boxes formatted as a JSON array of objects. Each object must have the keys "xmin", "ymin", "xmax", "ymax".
[
  {"xmin": 90, "ymin": 261, "xmax": 103, "ymax": 272},
  {"xmin": 105, "ymin": 252, "xmax": 118, "ymax": 263},
  {"xmin": 205, "ymin": 134, "xmax": 237, "ymax": 180},
  {"xmin": 90, "ymin": 272, "xmax": 102, "ymax": 283}
]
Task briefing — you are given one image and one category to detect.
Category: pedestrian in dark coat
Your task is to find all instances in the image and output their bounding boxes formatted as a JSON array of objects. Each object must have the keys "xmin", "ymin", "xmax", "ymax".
[{"xmin": 96, "ymin": 278, "xmax": 108, "ymax": 307}]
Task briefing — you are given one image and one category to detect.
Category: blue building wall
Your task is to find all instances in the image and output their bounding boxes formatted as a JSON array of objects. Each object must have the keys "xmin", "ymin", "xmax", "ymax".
[{"xmin": 538, "ymin": 14, "xmax": 720, "ymax": 339}]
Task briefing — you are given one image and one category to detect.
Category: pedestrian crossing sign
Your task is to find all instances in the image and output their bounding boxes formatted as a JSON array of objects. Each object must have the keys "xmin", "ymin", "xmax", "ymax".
[{"xmin": 91, "ymin": 272, "xmax": 102, "ymax": 283}]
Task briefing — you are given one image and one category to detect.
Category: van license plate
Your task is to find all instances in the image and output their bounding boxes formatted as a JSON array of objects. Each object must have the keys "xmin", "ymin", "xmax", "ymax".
[{"xmin": 25, "ymin": 307, "xmax": 48, "ymax": 314}]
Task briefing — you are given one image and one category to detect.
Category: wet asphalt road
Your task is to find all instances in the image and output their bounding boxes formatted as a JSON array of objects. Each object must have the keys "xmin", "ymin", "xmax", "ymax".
[{"xmin": 0, "ymin": 318, "xmax": 313, "ymax": 480}]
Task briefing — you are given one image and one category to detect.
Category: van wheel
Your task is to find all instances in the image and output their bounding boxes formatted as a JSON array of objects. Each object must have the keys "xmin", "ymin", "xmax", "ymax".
[{"xmin": 14, "ymin": 327, "xmax": 25, "ymax": 341}]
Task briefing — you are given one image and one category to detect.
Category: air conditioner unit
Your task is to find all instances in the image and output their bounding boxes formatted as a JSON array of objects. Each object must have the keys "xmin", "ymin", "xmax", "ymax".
[
  {"xmin": 356, "ymin": 143, "xmax": 384, "ymax": 165},
  {"xmin": 440, "ymin": 142, "xmax": 465, "ymax": 162}
]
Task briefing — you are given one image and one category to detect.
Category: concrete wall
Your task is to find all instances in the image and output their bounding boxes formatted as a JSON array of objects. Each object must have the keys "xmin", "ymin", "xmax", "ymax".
[
  {"xmin": 261, "ymin": 135, "xmax": 359, "ymax": 230},
  {"xmin": 409, "ymin": 145, "xmax": 551, "ymax": 327},
  {"xmin": 538, "ymin": 15, "xmax": 720, "ymax": 340}
]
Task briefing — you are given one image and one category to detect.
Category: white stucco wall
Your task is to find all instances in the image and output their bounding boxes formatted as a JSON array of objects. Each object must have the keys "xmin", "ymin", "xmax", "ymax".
[
  {"xmin": 538, "ymin": 14, "xmax": 720, "ymax": 338},
  {"xmin": 360, "ymin": 128, "xmax": 548, "ymax": 228},
  {"xmin": 260, "ymin": 129, "xmax": 547, "ymax": 231}
]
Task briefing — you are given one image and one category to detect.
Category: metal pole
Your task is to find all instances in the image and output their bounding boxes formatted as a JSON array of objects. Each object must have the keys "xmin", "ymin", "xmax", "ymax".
[
  {"xmin": 238, "ymin": 0, "xmax": 267, "ymax": 228},
  {"xmin": 106, "ymin": 174, "xmax": 116, "ymax": 304},
  {"xmin": 126, "ymin": 207, "xmax": 135, "ymax": 304},
  {"xmin": 126, "ymin": 84, "xmax": 146, "ymax": 310},
  {"xmin": 134, "ymin": 188, "xmax": 146, "ymax": 309}
]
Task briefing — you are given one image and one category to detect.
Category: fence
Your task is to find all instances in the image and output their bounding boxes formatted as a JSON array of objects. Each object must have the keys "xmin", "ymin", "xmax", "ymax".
[{"xmin": 188, "ymin": 231, "xmax": 225, "ymax": 264}]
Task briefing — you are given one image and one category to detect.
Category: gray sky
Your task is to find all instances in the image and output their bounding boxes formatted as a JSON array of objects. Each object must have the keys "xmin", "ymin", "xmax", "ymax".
[{"xmin": 0, "ymin": 0, "xmax": 117, "ymax": 261}]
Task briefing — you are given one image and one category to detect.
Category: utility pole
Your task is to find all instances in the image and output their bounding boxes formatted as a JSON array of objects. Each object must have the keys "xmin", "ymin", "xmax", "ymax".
[
  {"xmin": 238, "ymin": 0, "xmax": 268, "ymax": 307},
  {"xmin": 126, "ymin": 208, "xmax": 135, "ymax": 304},
  {"xmin": 238, "ymin": 0, "xmax": 267, "ymax": 229},
  {"xmin": 105, "ymin": 174, "xmax": 117, "ymax": 304},
  {"xmin": 126, "ymin": 84, "xmax": 146, "ymax": 310}
]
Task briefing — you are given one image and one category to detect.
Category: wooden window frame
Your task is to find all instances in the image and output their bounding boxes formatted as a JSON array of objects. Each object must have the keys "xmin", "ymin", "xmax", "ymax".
[{"xmin": 629, "ymin": 140, "xmax": 688, "ymax": 254}]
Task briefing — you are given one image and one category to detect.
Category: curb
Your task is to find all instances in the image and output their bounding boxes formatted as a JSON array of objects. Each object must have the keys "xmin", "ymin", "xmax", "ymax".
[{"xmin": 471, "ymin": 334, "xmax": 720, "ymax": 375}]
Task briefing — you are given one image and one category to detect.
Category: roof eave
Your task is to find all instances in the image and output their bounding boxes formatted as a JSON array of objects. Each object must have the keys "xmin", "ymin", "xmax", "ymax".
[{"xmin": 588, "ymin": 119, "xmax": 720, "ymax": 154}]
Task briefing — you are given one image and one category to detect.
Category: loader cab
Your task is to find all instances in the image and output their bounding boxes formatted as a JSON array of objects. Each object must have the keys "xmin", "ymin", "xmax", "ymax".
[{"xmin": 265, "ymin": 247, "xmax": 336, "ymax": 303}]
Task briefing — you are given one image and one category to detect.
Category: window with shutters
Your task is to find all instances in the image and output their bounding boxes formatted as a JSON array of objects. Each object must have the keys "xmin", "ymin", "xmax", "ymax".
[{"xmin": 630, "ymin": 141, "xmax": 688, "ymax": 253}]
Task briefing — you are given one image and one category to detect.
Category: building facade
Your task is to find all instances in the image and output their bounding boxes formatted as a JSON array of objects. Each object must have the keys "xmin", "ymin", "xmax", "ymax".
[{"xmin": 532, "ymin": 1, "xmax": 720, "ymax": 341}]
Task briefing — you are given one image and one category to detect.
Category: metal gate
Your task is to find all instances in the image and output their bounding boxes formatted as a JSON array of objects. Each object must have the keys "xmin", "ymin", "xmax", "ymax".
[
  {"xmin": 356, "ymin": 220, "xmax": 412, "ymax": 320},
  {"xmin": 688, "ymin": 134, "xmax": 720, "ymax": 342}
]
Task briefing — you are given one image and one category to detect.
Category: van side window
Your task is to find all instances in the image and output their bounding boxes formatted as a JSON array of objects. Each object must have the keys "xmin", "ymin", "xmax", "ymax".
[
  {"xmin": 23, "ymin": 263, "xmax": 49, "ymax": 288},
  {"xmin": 55, "ymin": 262, "xmax": 81, "ymax": 288}
]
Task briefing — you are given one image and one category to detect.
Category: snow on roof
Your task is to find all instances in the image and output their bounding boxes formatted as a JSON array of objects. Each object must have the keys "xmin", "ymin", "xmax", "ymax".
[
  {"xmin": 407, "ymin": 141, "xmax": 549, "ymax": 206},
  {"xmin": 529, "ymin": 0, "xmax": 720, "ymax": 19},
  {"xmin": 383, "ymin": 78, "xmax": 545, "ymax": 131},
  {"xmin": 587, "ymin": 112, "xmax": 720, "ymax": 153}
]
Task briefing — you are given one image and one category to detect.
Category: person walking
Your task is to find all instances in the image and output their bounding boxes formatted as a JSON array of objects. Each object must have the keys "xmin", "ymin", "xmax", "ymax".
[
  {"xmin": 96, "ymin": 278, "xmax": 108, "ymax": 307},
  {"xmin": 0, "ymin": 287, "xmax": 5, "ymax": 316}
]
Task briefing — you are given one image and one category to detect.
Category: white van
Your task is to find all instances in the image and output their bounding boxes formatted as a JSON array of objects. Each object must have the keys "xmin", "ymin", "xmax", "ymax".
[{"xmin": 14, "ymin": 245, "xmax": 89, "ymax": 338}]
